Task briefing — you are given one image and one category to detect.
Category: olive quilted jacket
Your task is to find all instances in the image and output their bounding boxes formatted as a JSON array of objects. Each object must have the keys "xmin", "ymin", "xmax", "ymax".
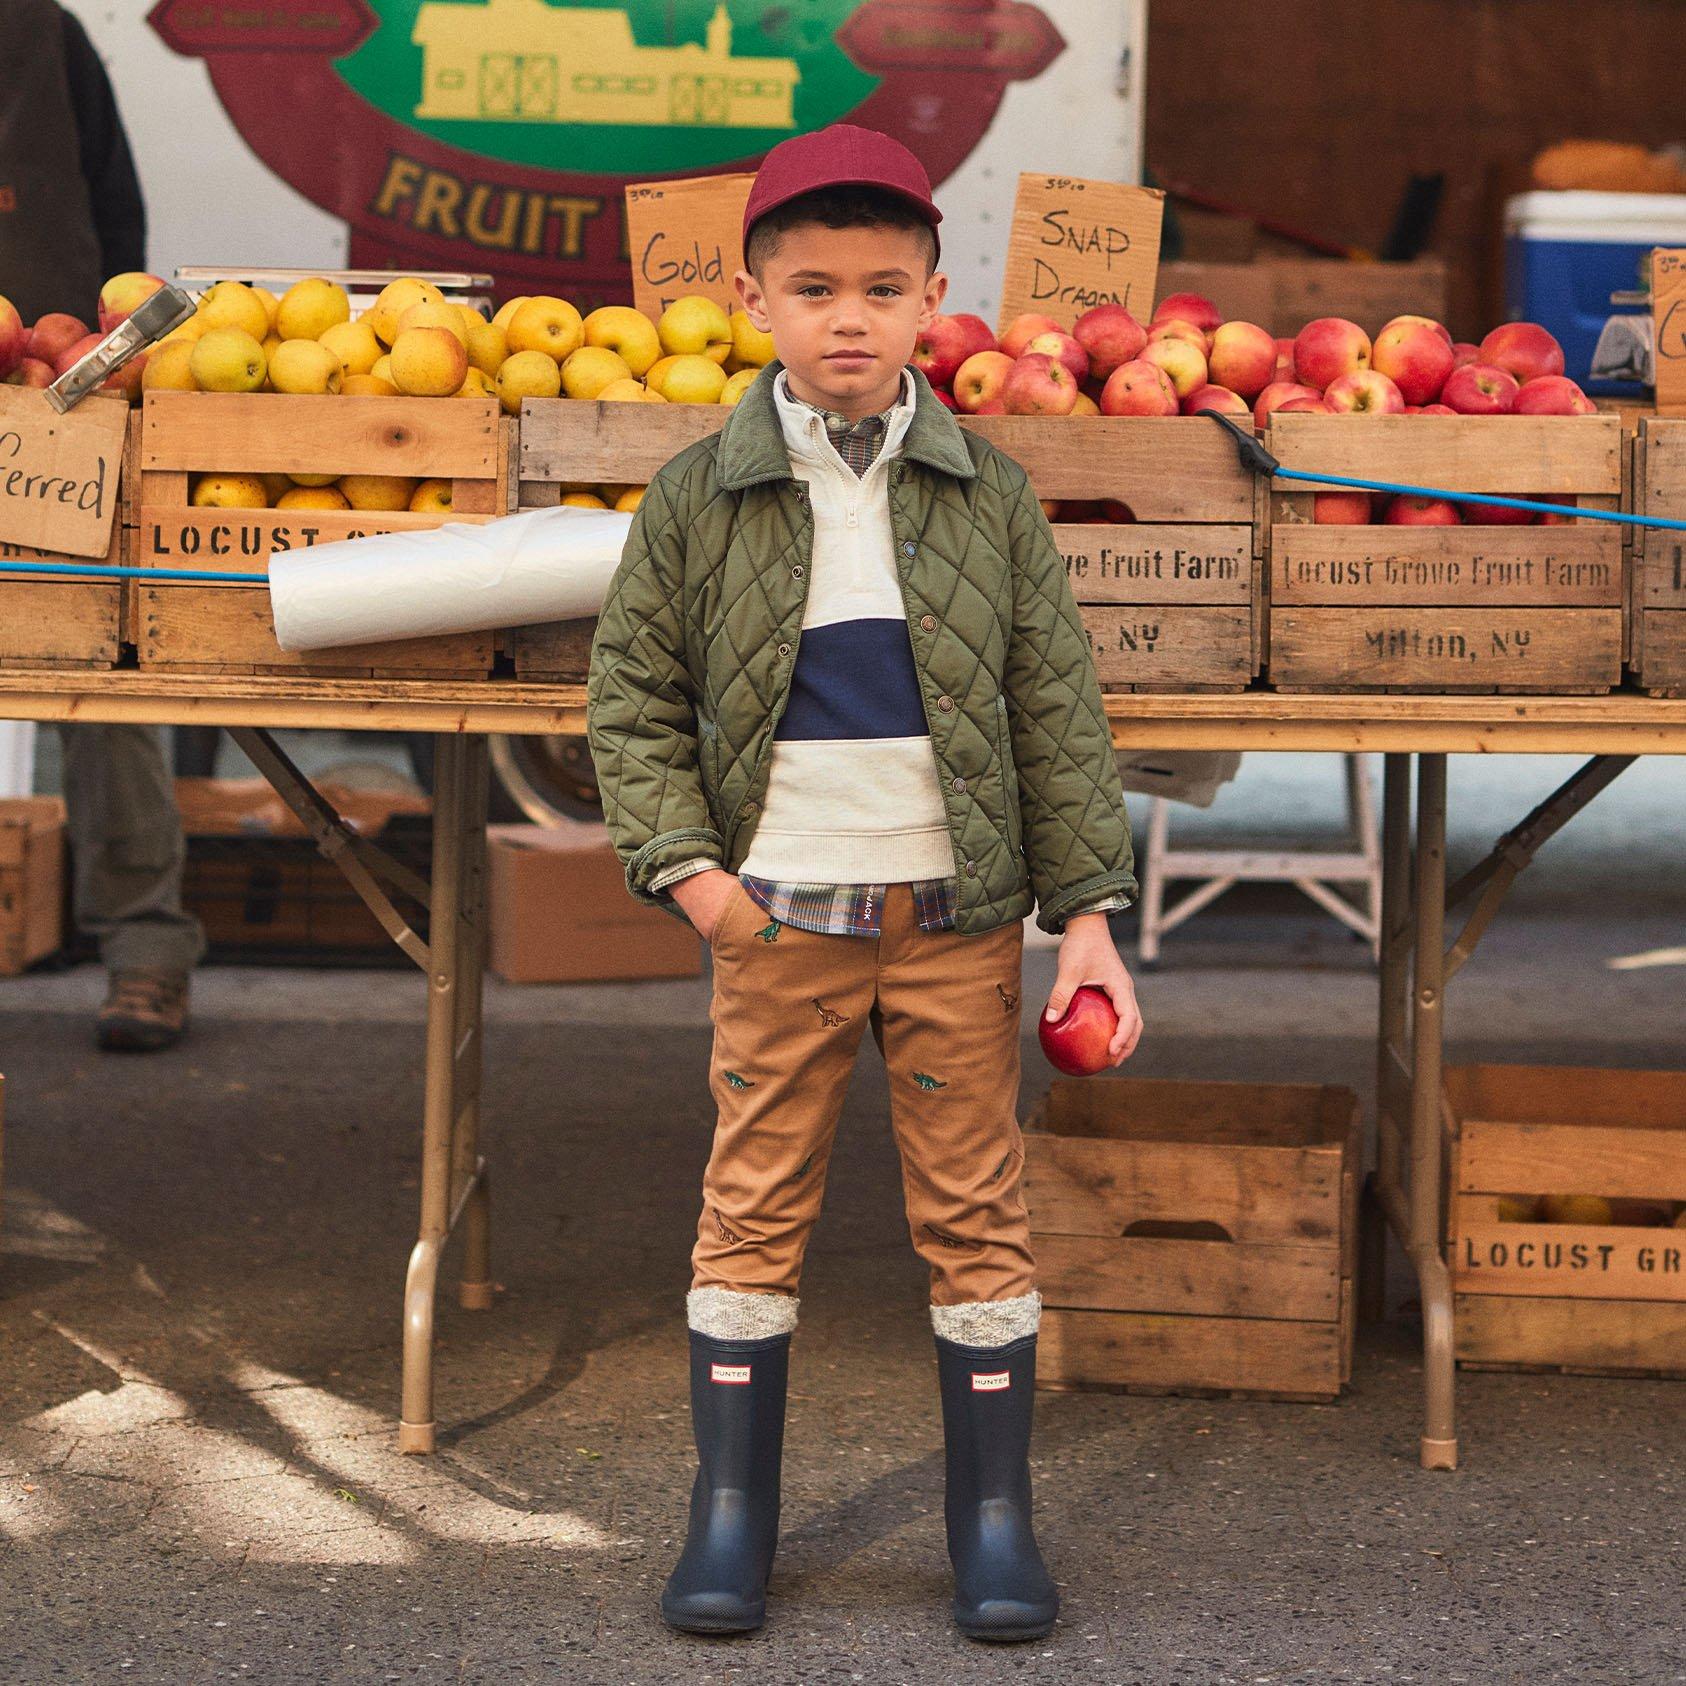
[{"xmin": 585, "ymin": 359, "xmax": 1137, "ymax": 935}]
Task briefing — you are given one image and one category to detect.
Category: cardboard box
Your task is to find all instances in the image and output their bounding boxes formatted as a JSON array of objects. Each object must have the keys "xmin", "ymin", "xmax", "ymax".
[
  {"xmin": 0, "ymin": 797, "xmax": 66, "ymax": 976},
  {"xmin": 487, "ymin": 821, "xmax": 702, "ymax": 984}
]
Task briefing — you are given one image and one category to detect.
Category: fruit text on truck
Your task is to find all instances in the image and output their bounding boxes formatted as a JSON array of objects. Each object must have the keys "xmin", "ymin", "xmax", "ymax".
[{"xmin": 369, "ymin": 155, "xmax": 603, "ymax": 260}]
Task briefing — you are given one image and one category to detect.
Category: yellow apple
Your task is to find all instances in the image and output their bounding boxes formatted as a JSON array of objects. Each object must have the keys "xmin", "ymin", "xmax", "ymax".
[
  {"xmin": 495, "ymin": 349, "xmax": 562, "ymax": 414},
  {"xmin": 729, "ymin": 308, "xmax": 776, "ymax": 367},
  {"xmin": 644, "ymin": 353, "xmax": 683, "ymax": 396},
  {"xmin": 368, "ymin": 277, "xmax": 446, "ymax": 346},
  {"xmin": 658, "ymin": 294, "xmax": 732, "ymax": 361},
  {"xmin": 276, "ymin": 277, "xmax": 350, "ymax": 341},
  {"xmin": 560, "ymin": 344, "xmax": 632, "ymax": 400},
  {"xmin": 260, "ymin": 473, "xmax": 292, "ymax": 504},
  {"xmin": 409, "ymin": 478, "xmax": 453, "ymax": 515},
  {"xmin": 276, "ymin": 485, "xmax": 351, "ymax": 511},
  {"xmin": 661, "ymin": 352, "xmax": 726, "ymax": 405},
  {"xmin": 583, "ymin": 305, "xmax": 662, "ymax": 376},
  {"xmin": 506, "ymin": 295, "xmax": 584, "ymax": 362},
  {"xmin": 455, "ymin": 366, "xmax": 497, "ymax": 399},
  {"xmin": 561, "ymin": 491, "xmax": 608, "ymax": 509},
  {"xmin": 397, "ymin": 300, "xmax": 469, "ymax": 347},
  {"xmin": 390, "ymin": 326, "xmax": 468, "ymax": 397},
  {"xmin": 613, "ymin": 485, "xmax": 646, "ymax": 513},
  {"xmin": 464, "ymin": 318, "xmax": 507, "ymax": 377},
  {"xmin": 160, "ymin": 315, "xmax": 207, "ymax": 346},
  {"xmin": 196, "ymin": 281, "xmax": 270, "ymax": 342},
  {"xmin": 370, "ymin": 354, "xmax": 394, "ymax": 385},
  {"xmin": 190, "ymin": 473, "xmax": 269, "ymax": 509},
  {"xmin": 339, "ymin": 473, "xmax": 418, "ymax": 512},
  {"xmin": 250, "ymin": 284, "xmax": 280, "ymax": 333},
  {"xmin": 287, "ymin": 471, "xmax": 339, "ymax": 487},
  {"xmin": 491, "ymin": 295, "xmax": 529, "ymax": 331},
  {"xmin": 268, "ymin": 338, "xmax": 343, "ymax": 396},
  {"xmin": 719, "ymin": 367, "xmax": 758, "ymax": 406},
  {"xmin": 341, "ymin": 372, "xmax": 399, "ymax": 397},
  {"xmin": 597, "ymin": 377, "xmax": 653, "ymax": 402},
  {"xmin": 1540, "ymin": 1194, "xmax": 1615, "ymax": 1226},
  {"xmin": 456, "ymin": 304, "xmax": 485, "ymax": 339},
  {"xmin": 141, "ymin": 340, "xmax": 198, "ymax": 393},
  {"xmin": 189, "ymin": 327, "xmax": 267, "ymax": 393},
  {"xmin": 318, "ymin": 319, "xmax": 382, "ymax": 378}
]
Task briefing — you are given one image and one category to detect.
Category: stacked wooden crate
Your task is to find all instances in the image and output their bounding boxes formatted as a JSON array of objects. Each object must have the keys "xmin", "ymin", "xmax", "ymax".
[
  {"xmin": 1027, "ymin": 1076, "xmax": 1361, "ymax": 1401},
  {"xmin": 1631, "ymin": 417, "xmax": 1686, "ymax": 695},
  {"xmin": 1265, "ymin": 413, "xmax": 1625, "ymax": 692},
  {"xmin": 131, "ymin": 392, "xmax": 509, "ymax": 677},
  {"xmin": 1445, "ymin": 1063, "xmax": 1686, "ymax": 1377}
]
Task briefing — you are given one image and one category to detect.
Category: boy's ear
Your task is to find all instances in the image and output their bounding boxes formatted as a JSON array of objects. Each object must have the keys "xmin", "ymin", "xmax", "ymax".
[
  {"xmin": 917, "ymin": 269, "xmax": 949, "ymax": 332},
  {"xmin": 735, "ymin": 267, "xmax": 772, "ymax": 332}
]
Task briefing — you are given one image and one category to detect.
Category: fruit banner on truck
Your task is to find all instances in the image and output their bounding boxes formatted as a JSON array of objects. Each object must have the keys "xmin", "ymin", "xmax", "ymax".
[{"xmin": 144, "ymin": 0, "xmax": 1097, "ymax": 310}]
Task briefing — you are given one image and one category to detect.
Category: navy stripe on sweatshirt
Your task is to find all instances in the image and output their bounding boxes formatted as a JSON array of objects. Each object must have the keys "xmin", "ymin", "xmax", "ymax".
[{"xmin": 773, "ymin": 618, "xmax": 928, "ymax": 742}]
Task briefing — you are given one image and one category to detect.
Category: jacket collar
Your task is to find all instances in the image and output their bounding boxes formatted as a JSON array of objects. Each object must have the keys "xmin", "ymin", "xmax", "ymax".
[{"xmin": 715, "ymin": 357, "xmax": 978, "ymax": 490}]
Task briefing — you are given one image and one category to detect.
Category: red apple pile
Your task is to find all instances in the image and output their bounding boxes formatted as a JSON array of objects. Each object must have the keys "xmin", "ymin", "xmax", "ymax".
[
  {"xmin": 911, "ymin": 292, "xmax": 1598, "ymax": 530},
  {"xmin": 0, "ymin": 276, "xmax": 160, "ymax": 400}
]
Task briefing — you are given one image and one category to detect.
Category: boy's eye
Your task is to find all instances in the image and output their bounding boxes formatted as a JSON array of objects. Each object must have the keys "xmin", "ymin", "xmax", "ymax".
[{"xmin": 795, "ymin": 285, "xmax": 901, "ymax": 298}]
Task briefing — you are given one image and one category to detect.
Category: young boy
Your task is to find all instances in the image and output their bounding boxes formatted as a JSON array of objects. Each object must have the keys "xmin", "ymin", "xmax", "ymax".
[{"xmin": 586, "ymin": 123, "xmax": 1143, "ymax": 1643}]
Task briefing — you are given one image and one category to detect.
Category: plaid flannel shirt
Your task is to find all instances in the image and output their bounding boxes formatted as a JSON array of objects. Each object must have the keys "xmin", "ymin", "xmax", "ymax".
[{"xmin": 649, "ymin": 381, "xmax": 1130, "ymax": 936}]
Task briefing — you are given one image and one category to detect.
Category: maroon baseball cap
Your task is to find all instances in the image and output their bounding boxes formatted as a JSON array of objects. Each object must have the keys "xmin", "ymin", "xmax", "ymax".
[{"xmin": 742, "ymin": 123, "xmax": 942, "ymax": 262}]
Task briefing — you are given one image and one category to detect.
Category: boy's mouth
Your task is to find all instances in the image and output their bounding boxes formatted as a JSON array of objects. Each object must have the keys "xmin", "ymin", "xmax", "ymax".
[{"xmin": 824, "ymin": 351, "xmax": 875, "ymax": 364}]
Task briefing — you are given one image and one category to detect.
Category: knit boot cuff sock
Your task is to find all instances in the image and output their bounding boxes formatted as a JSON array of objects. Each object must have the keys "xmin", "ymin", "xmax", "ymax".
[
  {"xmin": 929, "ymin": 1290, "xmax": 1042, "ymax": 1348},
  {"xmin": 687, "ymin": 1286, "xmax": 800, "ymax": 1341}
]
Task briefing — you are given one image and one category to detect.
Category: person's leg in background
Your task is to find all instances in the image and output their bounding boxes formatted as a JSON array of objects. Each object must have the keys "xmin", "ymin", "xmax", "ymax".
[
  {"xmin": 663, "ymin": 880, "xmax": 878, "ymax": 1635},
  {"xmin": 57, "ymin": 723, "xmax": 205, "ymax": 1052},
  {"xmin": 870, "ymin": 885, "xmax": 1057, "ymax": 1643}
]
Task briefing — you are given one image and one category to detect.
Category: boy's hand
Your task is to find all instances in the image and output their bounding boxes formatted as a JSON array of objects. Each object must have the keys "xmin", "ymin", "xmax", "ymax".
[
  {"xmin": 1045, "ymin": 912, "xmax": 1144, "ymax": 1065},
  {"xmin": 671, "ymin": 868, "xmax": 741, "ymax": 940}
]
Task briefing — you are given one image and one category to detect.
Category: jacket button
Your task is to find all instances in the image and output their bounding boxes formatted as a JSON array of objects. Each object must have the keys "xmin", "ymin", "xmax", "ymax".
[
  {"xmin": 776, "ymin": 641, "xmax": 792, "ymax": 657},
  {"xmin": 964, "ymin": 860, "xmax": 977, "ymax": 877},
  {"xmin": 920, "ymin": 614, "xmax": 936, "ymax": 632},
  {"xmin": 791, "ymin": 564, "xmax": 804, "ymax": 579},
  {"xmin": 743, "ymin": 798, "xmax": 758, "ymax": 814},
  {"xmin": 936, "ymin": 695, "xmax": 954, "ymax": 712},
  {"xmin": 951, "ymin": 777, "xmax": 966, "ymax": 793},
  {"xmin": 901, "ymin": 541, "xmax": 916, "ymax": 557}
]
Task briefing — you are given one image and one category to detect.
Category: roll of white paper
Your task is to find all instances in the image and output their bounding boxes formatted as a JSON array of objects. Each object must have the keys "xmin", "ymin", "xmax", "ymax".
[{"xmin": 268, "ymin": 505, "xmax": 635, "ymax": 651}]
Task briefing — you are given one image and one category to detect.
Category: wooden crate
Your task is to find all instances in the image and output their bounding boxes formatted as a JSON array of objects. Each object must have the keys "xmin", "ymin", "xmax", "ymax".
[
  {"xmin": 1445, "ymin": 1064, "xmax": 1686, "ymax": 1378},
  {"xmin": 0, "ymin": 405, "xmax": 136, "ymax": 672},
  {"xmin": 1265, "ymin": 413, "xmax": 1625, "ymax": 693},
  {"xmin": 0, "ymin": 797, "xmax": 66, "ymax": 976},
  {"xmin": 131, "ymin": 392, "xmax": 509, "ymax": 678},
  {"xmin": 1631, "ymin": 418, "xmax": 1686, "ymax": 696},
  {"xmin": 1026, "ymin": 1076, "xmax": 1361, "ymax": 1402},
  {"xmin": 511, "ymin": 400, "xmax": 1263, "ymax": 691}
]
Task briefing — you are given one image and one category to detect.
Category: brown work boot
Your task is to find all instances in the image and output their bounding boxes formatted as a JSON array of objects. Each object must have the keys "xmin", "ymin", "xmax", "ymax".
[{"xmin": 97, "ymin": 969, "xmax": 191, "ymax": 1053}]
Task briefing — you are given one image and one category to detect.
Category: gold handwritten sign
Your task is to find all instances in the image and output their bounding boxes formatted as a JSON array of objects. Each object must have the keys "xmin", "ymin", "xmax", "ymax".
[
  {"xmin": 1653, "ymin": 248, "xmax": 1686, "ymax": 416},
  {"xmin": 625, "ymin": 173, "xmax": 755, "ymax": 321},
  {"xmin": 998, "ymin": 174, "xmax": 1165, "ymax": 335},
  {"xmin": 0, "ymin": 388, "xmax": 128, "ymax": 559}
]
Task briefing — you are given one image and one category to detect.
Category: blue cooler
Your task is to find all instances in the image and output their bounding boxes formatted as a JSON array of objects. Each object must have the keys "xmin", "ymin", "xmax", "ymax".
[{"xmin": 1504, "ymin": 190, "xmax": 1686, "ymax": 394}]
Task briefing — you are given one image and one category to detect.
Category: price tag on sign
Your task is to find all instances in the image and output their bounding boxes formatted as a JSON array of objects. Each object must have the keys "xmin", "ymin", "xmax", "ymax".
[
  {"xmin": 997, "ymin": 173, "xmax": 1165, "ymax": 338},
  {"xmin": 1653, "ymin": 248, "xmax": 1686, "ymax": 416},
  {"xmin": 625, "ymin": 173, "xmax": 755, "ymax": 322},
  {"xmin": 0, "ymin": 387, "xmax": 127, "ymax": 559}
]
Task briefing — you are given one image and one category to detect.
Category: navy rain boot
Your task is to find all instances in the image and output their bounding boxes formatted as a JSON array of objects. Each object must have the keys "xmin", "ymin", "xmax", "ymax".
[
  {"xmin": 934, "ymin": 1331, "xmax": 1059, "ymax": 1642},
  {"xmin": 660, "ymin": 1329, "xmax": 790, "ymax": 1634}
]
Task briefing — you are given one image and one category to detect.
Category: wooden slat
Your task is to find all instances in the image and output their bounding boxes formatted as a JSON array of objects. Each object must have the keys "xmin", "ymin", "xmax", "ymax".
[
  {"xmin": 1038, "ymin": 1306, "xmax": 1342, "ymax": 1397},
  {"xmin": 1024, "ymin": 1133, "xmax": 1343, "ymax": 1246},
  {"xmin": 1641, "ymin": 418, "xmax": 1686, "ymax": 521},
  {"xmin": 509, "ymin": 617, "xmax": 596, "ymax": 681},
  {"xmin": 960, "ymin": 415, "xmax": 1254, "ymax": 519},
  {"xmin": 1034, "ymin": 1231, "xmax": 1341, "ymax": 1320},
  {"xmin": 1061, "ymin": 524, "xmax": 1252, "ymax": 604},
  {"xmin": 1458, "ymin": 1120, "xmax": 1686, "ymax": 1201},
  {"xmin": 140, "ymin": 392, "xmax": 500, "ymax": 479},
  {"xmin": 136, "ymin": 507, "xmax": 499, "ymax": 580},
  {"xmin": 518, "ymin": 398, "xmax": 725, "ymax": 484},
  {"xmin": 1081, "ymin": 604, "xmax": 1253, "ymax": 688},
  {"xmin": 1271, "ymin": 526, "xmax": 1622, "ymax": 606},
  {"xmin": 135, "ymin": 586, "xmax": 492, "ymax": 676},
  {"xmin": 1446, "ymin": 1062, "xmax": 1686, "ymax": 1130},
  {"xmin": 1, "ymin": 525, "xmax": 124, "ymax": 583},
  {"xmin": 1032, "ymin": 1076, "xmax": 1356, "ymax": 1148},
  {"xmin": 1451, "ymin": 1210, "xmax": 1686, "ymax": 1302},
  {"xmin": 1270, "ymin": 607, "xmax": 1621, "ymax": 691},
  {"xmin": 0, "ymin": 581, "xmax": 120, "ymax": 667},
  {"xmin": 1641, "ymin": 539, "xmax": 1686, "ymax": 609},
  {"xmin": 1455, "ymin": 1294, "xmax": 1686, "ymax": 1374},
  {"xmin": 1639, "ymin": 611, "xmax": 1686, "ymax": 692},
  {"xmin": 1268, "ymin": 413, "xmax": 1621, "ymax": 495}
]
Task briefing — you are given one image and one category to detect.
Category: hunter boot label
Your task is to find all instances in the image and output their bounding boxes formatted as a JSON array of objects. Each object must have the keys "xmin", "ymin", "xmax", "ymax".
[
  {"xmin": 971, "ymin": 1370, "xmax": 1010, "ymax": 1392},
  {"xmin": 710, "ymin": 1363, "xmax": 752, "ymax": 1384}
]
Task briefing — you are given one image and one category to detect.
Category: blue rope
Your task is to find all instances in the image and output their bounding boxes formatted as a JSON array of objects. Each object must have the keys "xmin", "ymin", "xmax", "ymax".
[
  {"xmin": 1274, "ymin": 467, "xmax": 1686, "ymax": 532},
  {"xmin": 0, "ymin": 559, "xmax": 269, "ymax": 584}
]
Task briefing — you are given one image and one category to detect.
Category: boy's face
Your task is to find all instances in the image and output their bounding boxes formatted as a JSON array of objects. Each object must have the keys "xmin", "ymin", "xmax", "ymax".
[{"xmin": 735, "ymin": 221, "xmax": 947, "ymax": 420}]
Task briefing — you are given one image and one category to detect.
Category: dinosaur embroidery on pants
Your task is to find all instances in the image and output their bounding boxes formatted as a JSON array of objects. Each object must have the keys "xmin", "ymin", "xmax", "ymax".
[
  {"xmin": 923, "ymin": 1222, "xmax": 972, "ymax": 1250},
  {"xmin": 713, "ymin": 1210, "xmax": 743, "ymax": 1244},
  {"xmin": 986, "ymin": 1152, "xmax": 1012, "ymax": 1183},
  {"xmin": 776, "ymin": 1152, "xmax": 815, "ymax": 1187},
  {"xmin": 723, "ymin": 1070, "xmax": 754, "ymax": 1090},
  {"xmin": 756, "ymin": 920, "xmax": 782, "ymax": 943},
  {"xmin": 912, "ymin": 1071, "xmax": 947, "ymax": 1091},
  {"xmin": 812, "ymin": 997, "xmax": 850, "ymax": 1027},
  {"xmin": 996, "ymin": 982, "xmax": 1019, "ymax": 1012}
]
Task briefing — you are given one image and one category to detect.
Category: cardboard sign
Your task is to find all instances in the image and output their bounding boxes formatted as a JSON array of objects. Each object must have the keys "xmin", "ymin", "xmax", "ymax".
[
  {"xmin": 0, "ymin": 388, "xmax": 128, "ymax": 559},
  {"xmin": 625, "ymin": 173, "xmax": 755, "ymax": 321},
  {"xmin": 997, "ymin": 174, "xmax": 1165, "ymax": 335},
  {"xmin": 1653, "ymin": 247, "xmax": 1686, "ymax": 415}
]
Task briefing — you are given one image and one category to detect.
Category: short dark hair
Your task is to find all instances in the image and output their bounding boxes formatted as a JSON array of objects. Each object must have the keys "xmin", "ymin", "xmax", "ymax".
[{"xmin": 745, "ymin": 185, "xmax": 937, "ymax": 280}]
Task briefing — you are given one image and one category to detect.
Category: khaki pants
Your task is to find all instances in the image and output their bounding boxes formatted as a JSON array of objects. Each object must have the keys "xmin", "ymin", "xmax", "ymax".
[
  {"xmin": 694, "ymin": 880, "xmax": 1034, "ymax": 1308},
  {"xmin": 57, "ymin": 724, "xmax": 205, "ymax": 975}
]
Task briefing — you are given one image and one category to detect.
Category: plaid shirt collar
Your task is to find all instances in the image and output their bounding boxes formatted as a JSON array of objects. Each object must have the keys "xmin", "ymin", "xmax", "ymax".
[{"xmin": 776, "ymin": 366, "xmax": 912, "ymax": 478}]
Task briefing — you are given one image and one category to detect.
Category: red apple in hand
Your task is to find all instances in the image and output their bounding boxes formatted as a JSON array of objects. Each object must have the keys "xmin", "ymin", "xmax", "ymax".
[{"xmin": 1039, "ymin": 984, "xmax": 1119, "ymax": 1076}]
